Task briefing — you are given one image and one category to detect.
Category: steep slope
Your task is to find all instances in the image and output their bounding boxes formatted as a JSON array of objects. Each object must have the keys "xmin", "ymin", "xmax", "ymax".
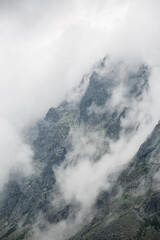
[
  {"xmin": 70, "ymin": 121, "xmax": 160, "ymax": 240},
  {"xmin": 0, "ymin": 58, "xmax": 151, "ymax": 240}
]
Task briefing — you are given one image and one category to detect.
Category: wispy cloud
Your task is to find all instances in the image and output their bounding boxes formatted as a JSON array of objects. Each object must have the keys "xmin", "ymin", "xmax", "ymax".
[{"xmin": 1, "ymin": 1, "xmax": 160, "ymax": 239}]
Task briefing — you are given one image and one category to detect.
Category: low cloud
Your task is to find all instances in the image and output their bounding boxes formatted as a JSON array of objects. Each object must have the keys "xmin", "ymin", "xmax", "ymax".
[
  {"xmin": 37, "ymin": 60, "xmax": 156, "ymax": 239},
  {"xmin": 0, "ymin": 0, "xmax": 129, "ymax": 189},
  {"xmin": 1, "ymin": 0, "xmax": 160, "ymax": 239}
]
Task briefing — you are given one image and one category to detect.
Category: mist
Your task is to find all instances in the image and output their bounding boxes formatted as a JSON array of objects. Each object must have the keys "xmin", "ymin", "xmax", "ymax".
[
  {"xmin": 1, "ymin": 0, "xmax": 160, "ymax": 239},
  {"xmin": 0, "ymin": 0, "xmax": 130, "ymax": 190}
]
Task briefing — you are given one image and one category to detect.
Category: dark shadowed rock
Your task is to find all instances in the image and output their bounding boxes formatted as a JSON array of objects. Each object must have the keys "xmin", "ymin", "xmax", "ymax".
[
  {"xmin": 44, "ymin": 107, "xmax": 60, "ymax": 123},
  {"xmin": 0, "ymin": 58, "xmax": 154, "ymax": 240}
]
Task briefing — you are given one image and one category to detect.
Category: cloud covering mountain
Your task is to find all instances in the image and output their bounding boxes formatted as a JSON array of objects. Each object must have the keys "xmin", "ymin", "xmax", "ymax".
[{"xmin": 0, "ymin": 1, "xmax": 160, "ymax": 239}]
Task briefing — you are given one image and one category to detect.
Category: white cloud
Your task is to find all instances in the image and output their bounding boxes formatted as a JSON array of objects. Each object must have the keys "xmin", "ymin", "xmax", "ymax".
[
  {"xmin": 0, "ymin": 0, "xmax": 129, "ymax": 189},
  {"xmin": 1, "ymin": 0, "xmax": 160, "ymax": 238}
]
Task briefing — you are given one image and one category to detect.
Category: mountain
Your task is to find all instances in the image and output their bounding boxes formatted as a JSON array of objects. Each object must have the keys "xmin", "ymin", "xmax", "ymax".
[
  {"xmin": 0, "ymin": 57, "xmax": 159, "ymax": 240},
  {"xmin": 70, "ymin": 121, "xmax": 160, "ymax": 240}
]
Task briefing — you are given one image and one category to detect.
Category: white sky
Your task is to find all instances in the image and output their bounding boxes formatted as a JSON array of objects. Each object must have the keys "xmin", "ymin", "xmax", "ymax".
[{"xmin": 0, "ymin": 0, "xmax": 160, "ymax": 191}]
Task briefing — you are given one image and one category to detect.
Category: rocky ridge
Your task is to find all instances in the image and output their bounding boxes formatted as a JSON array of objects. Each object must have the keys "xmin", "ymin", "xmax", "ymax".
[{"xmin": 0, "ymin": 58, "xmax": 157, "ymax": 240}]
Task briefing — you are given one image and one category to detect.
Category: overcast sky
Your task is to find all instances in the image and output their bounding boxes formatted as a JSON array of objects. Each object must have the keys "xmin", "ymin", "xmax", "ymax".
[
  {"xmin": 1, "ymin": 1, "xmax": 160, "ymax": 240},
  {"xmin": 0, "ymin": 0, "xmax": 160, "ymax": 193}
]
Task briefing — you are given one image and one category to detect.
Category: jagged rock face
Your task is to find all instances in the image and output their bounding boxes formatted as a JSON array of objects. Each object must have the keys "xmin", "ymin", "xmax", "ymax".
[
  {"xmin": 70, "ymin": 123, "xmax": 160, "ymax": 240},
  {"xmin": 44, "ymin": 108, "xmax": 60, "ymax": 123},
  {"xmin": 79, "ymin": 61, "xmax": 149, "ymax": 139},
  {"xmin": 0, "ymin": 58, "xmax": 153, "ymax": 240},
  {"xmin": 118, "ymin": 121, "xmax": 160, "ymax": 195}
]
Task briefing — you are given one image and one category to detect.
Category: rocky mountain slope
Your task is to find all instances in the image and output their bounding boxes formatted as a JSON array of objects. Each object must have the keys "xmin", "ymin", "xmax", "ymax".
[
  {"xmin": 0, "ymin": 58, "xmax": 159, "ymax": 240},
  {"xmin": 70, "ymin": 120, "xmax": 160, "ymax": 240}
]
